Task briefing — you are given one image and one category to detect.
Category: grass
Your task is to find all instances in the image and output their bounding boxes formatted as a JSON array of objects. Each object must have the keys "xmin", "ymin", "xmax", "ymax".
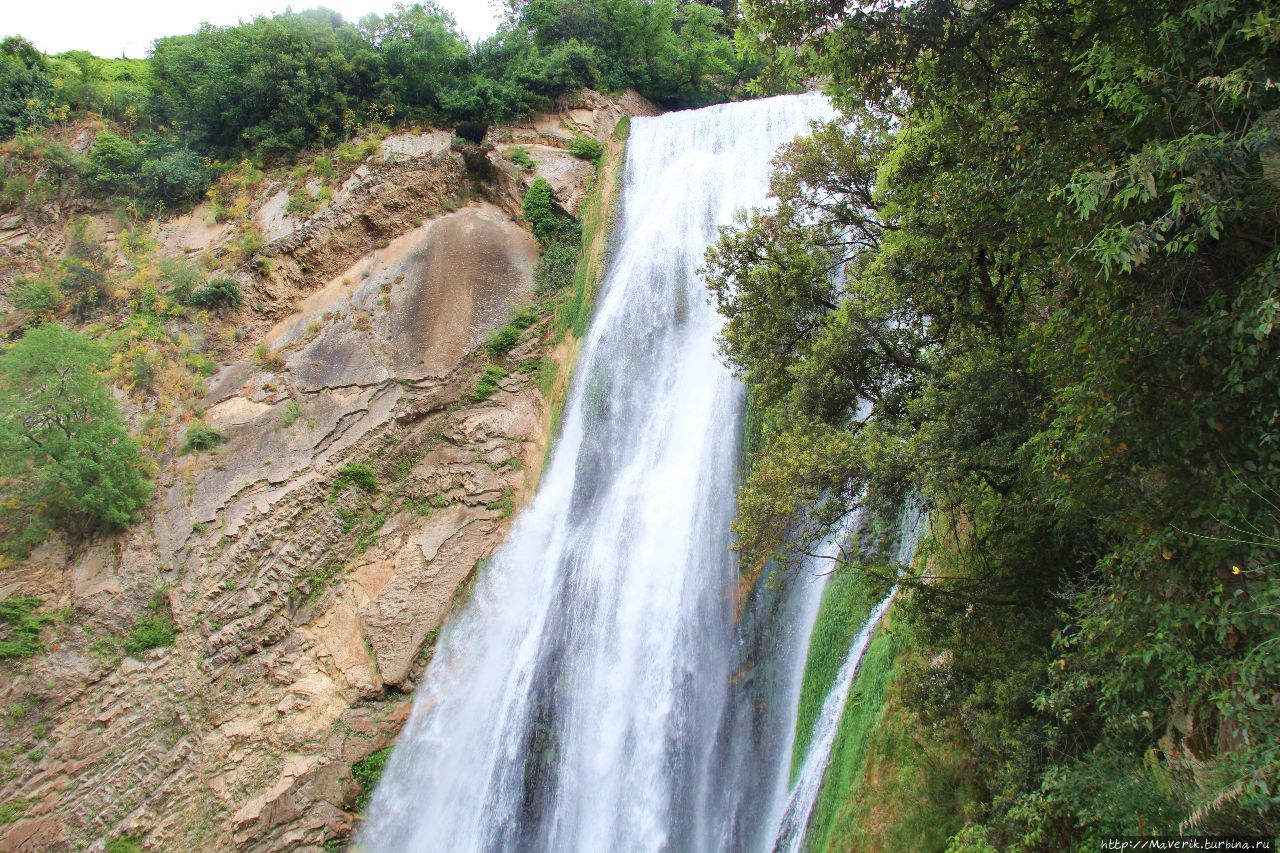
[
  {"xmin": 550, "ymin": 115, "xmax": 629, "ymax": 342},
  {"xmin": 352, "ymin": 747, "xmax": 392, "ymax": 812},
  {"xmin": 506, "ymin": 146, "xmax": 536, "ymax": 170},
  {"xmin": 484, "ymin": 305, "xmax": 539, "ymax": 357},
  {"xmin": 567, "ymin": 134, "xmax": 603, "ymax": 163},
  {"xmin": 791, "ymin": 566, "xmax": 882, "ymax": 777},
  {"xmin": 0, "ymin": 597, "xmax": 57, "ymax": 660},
  {"xmin": 471, "ymin": 364, "xmax": 509, "ymax": 402},
  {"xmin": 123, "ymin": 614, "xmax": 176, "ymax": 655},
  {"xmin": 181, "ymin": 420, "xmax": 226, "ymax": 454},
  {"xmin": 0, "ymin": 798, "xmax": 30, "ymax": 826},
  {"xmin": 805, "ymin": 616, "xmax": 979, "ymax": 852},
  {"xmin": 295, "ymin": 560, "xmax": 343, "ymax": 600},
  {"xmin": 331, "ymin": 462, "xmax": 378, "ymax": 498},
  {"xmin": 105, "ymin": 835, "xmax": 143, "ymax": 853},
  {"xmin": 278, "ymin": 400, "xmax": 302, "ymax": 428}
]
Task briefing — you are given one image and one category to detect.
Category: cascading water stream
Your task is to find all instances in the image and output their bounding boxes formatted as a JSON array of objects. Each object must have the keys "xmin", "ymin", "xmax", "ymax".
[
  {"xmin": 769, "ymin": 506, "xmax": 927, "ymax": 853},
  {"xmin": 360, "ymin": 93, "xmax": 834, "ymax": 853}
]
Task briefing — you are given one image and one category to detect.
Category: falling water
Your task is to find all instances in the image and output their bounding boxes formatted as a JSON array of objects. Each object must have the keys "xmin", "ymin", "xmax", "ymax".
[
  {"xmin": 360, "ymin": 93, "xmax": 834, "ymax": 852},
  {"xmin": 770, "ymin": 505, "xmax": 927, "ymax": 852}
]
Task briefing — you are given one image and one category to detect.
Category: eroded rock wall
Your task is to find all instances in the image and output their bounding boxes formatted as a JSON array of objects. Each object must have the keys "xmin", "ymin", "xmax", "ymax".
[{"xmin": 0, "ymin": 89, "xmax": 654, "ymax": 851}]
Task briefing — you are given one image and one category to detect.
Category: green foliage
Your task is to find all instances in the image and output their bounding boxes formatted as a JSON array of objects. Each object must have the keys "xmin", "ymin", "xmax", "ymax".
[
  {"xmin": 139, "ymin": 146, "xmax": 208, "ymax": 204},
  {"xmin": 810, "ymin": 618, "xmax": 979, "ymax": 852},
  {"xmin": 104, "ymin": 836, "xmax": 144, "ymax": 853},
  {"xmin": 84, "ymin": 130, "xmax": 141, "ymax": 196},
  {"xmin": 187, "ymin": 276, "xmax": 242, "ymax": 311},
  {"xmin": 181, "ymin": 421, "xmax": 226, "ymax": 454},
  {"xmin": 521, "ymin": 178, "xmax": 558, "ymax": 246},
  {"xmin": 10, "ymin": 274, "xmax": 62, "ymax": 317},
  {"xmin": 157, "ymin": 256, "xmax": 203, "ymax": 304},
  {"xmin": 0, "ymin": 597, "xmax": 57, "ymax": 659},
  {"xmin": 533, "ymin": 241, "xmax": 578, "ymax": 297},
  {"xmin": 278, "ymin": 401, "xmax": 302, "ymax": 428},
  {"xmin": 58, "ymin": 218, "xmax": 111, "ymax": 321},
  {"xmin": 471, "ymin": 364, "xmax": 509, "ymax": 402},
  {"xmin": 0, "ymin": 798, "xmax": 30, "ymax": 826},
  {"xmin": 123, "ymin": 614, "xmax": 176, "ymax": 656},
  {"xmin": 44, "ymin": 52, "xmax": 149, "ymax": 123},
  {"xmin": 721, "ymin": 0, "xmax": 1280, "ymax": 842},
  {"xmin": 352, "ymin": 747, "xmax": 391, "ymax": 812},
  {"xmin": 0, "ymin": 37, "xmax": 52, "ymax": 139},
  {"xmin": 506, "ymin": 146, "xmax": 536, "ymax": 170},
  {"xmin": 485, "ymin": 306, "xmax": 539, "ymax": 357},
  {"xmin": 331, "ymin": 462, "xmax": 378, "ymax": 497},
  {"xmin": 0, "ymin": 324, "xmax": 151, "ymax": 557},
  {"xmin": 3, "ymin": 0, "xmax": 758, "ymax": 162},
  {"xmin": 791, "ymin": 563, "xmax": 881, "ymax": 776},
  {"xmin": 566, "ymin": 135, "xmax": 603, "ymax": 163},
  {"xmin": 85, "ymin": 130, "xmax": 208, "ymax": 206}
]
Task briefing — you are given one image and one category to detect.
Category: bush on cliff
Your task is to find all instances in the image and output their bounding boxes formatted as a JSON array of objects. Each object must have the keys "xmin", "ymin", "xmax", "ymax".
[{"xmin": 0, "ymin": 324, "xmax": 151, "ymax": 559}]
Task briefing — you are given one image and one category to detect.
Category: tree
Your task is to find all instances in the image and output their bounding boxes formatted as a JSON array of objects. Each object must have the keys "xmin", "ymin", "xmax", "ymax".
[
  {"xmin": 0, "ymin": 324, "xmax": 151, "ymax": 558},
  {"xmin": 717, "ymin": 0, "xmax": 1280, "ymax": 842},
  {"xmin": 0, "ymin": 36, "xmax": 53, "ymax": 139}
]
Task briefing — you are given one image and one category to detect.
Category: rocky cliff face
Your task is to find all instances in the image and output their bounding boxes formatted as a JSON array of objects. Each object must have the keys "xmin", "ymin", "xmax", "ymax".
[{"xmin": 0, "ymin": 90, "xmax": 653, "ymax": 851}]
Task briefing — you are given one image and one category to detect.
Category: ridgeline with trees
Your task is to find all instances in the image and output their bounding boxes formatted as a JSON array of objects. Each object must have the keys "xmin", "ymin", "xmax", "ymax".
[{"xmin": 708, "ymin": 0, "xmax": 1280, "ymax": 845}]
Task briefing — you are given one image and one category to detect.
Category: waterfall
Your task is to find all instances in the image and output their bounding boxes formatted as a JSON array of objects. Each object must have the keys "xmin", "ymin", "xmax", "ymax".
[
  {"xmin": 768, "ymin": 595, "xmax": 892, "ymax": 853},
  {"xmin": 359, "ymin": 93, "xmax": 834, "ymax": 853},
  {"xmin": 769, "ymin": 505, "xmax": 927, "ymax": 852}
]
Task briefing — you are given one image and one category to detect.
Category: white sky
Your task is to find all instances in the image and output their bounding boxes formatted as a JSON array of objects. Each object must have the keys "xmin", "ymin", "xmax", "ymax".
[{"xmin": 4, "ymin": 0, "xmax": 504, "ymax": 57}]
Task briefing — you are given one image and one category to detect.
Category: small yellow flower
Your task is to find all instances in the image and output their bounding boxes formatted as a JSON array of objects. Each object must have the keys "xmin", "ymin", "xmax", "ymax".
[{"xmin": 1232, "ymin": 565, "xmax": 1242, "ymax": 575}]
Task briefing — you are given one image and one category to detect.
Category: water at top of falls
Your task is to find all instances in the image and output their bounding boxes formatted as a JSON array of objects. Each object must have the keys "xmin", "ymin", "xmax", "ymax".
[{"xmin": 359, "ymin": 92, "xmax": 835, "ymax": 853}]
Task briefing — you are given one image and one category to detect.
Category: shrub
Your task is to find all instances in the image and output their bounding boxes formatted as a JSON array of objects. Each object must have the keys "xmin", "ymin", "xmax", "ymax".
[
  {"xmin": 105, "ymin": 837, "xmax": 143, "ymax": 853},
  {"xmin": 84, "ymin": 130, "xmax": 142, "ymax": 195},
  {"xmin": 279, "ymin": 400, "xmax": 302, "ymax": 427},
  {"xmin": 10, "ymin": 274, "xmax": 62, "ymax": 316},
  {"xmin": 471, "ymin": 364, "xmax": 508, "ymax": 402},
  {"xmin": 522, "ymin": 178, "xmax": 557, "ymax": 245},
  {"xmin": 158, "ymin": 256, "xmax": 204, "ymax": 303},
  {"xmin": 0, "ymin": 175, "xmax": 31, "ymax": 208},
  {"xmin": 311, "ymin": 155, "xmax": 334, "ymax": 179},
  {"xmin": 123, "ymin": 614, "xmax": 176, "ymax": 655},
  {"xmin": 0, "ymin": 324, "xmax": 151, "ymax": 551},
  {"xmin": 534, "ymin": 241, "xmax": 578, "ymax": 297},
  {"xmin": 567, "ymin": 135, "xmax": 603, "ymax": 163},
  {"xmin": 188, "ymin": 275, "xmax": 242, "ymax": 311},
  {"xmin": 332, "ymin": 462, "xmax": 378, "ymax": 496},
  {"xmin": 0, "ymin": 596, "xmax": 55, "ymax": 659},
  {"xmin": 352, "ymin": 747, "xmax": 391, "ymax": 812},
  {"xmin": 484, "ymin": 306, "xmax": 539, "ymax": 357},
  {"xmin": 0, "ymin": 798, "xmax": 30, "ymax": 827},
  {"xmin": 181, "ymin": 421, "xmax": 226, "ymax": 454},
  {"xmin": 506, "ymin": 146, "xmax": 536, "ymax": 170},
  {"xmin": 140, "ymin": 148, "xmax": 209, "ymax": 204},
  {"xmin": 0, "ymin": 36, "xmax": 52, "ymax": 140}
]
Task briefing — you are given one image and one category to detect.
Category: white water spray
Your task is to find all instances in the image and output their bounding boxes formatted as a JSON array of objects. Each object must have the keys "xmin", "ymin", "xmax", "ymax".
[{"xmin": 360, "ymin": 93, "xmax": 834, "ymax": 852}]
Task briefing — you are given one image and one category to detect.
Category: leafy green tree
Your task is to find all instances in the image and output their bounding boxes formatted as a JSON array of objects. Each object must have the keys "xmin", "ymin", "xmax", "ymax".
[
  {"xmin": 0, "ymin": 324, "xmax": 151, "ymax": 557},
  {"xmin": 139, "ymin": 146, "xmax": 209, "ymax": 204},
  {"xmin": 359, "ymin": 4, "xmax": 470, "ymax": 117},
  {"xmin": 716, "ymin": 0, "xmax": 1280, "ymax": 842},
  {"xmin": 84, "ymin": 130, "xmax": 142, "ymax": 195},
  {"xmin": 0, "ymin": 36, "xmax": 53, "ymax": 139},
  {"xmin": 150, "ymin": 10, "xmax": 363, "ymax": 153}
]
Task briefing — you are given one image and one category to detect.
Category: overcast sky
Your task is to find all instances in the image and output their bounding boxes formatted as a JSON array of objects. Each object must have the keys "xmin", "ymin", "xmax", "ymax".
[{"xmin": 4, "ymin": 0, "xmax": 504, "ymax": 57}]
